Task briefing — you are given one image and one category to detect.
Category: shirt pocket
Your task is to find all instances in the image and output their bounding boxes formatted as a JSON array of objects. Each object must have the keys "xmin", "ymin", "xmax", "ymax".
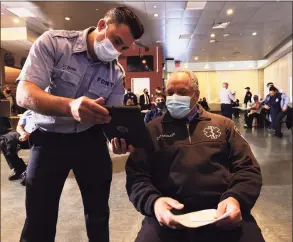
[
  {"xmin": 50, "ymin": 68, "xmax": 80, "ymax": 98},
  {"xmin": 86, "ymin": 78, "xmax": 113, "ymax": 100}
]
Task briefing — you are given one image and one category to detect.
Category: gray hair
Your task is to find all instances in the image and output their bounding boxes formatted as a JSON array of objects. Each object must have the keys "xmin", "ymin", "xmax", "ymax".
[{"xmin": 168, "ymin": 70, "xmax": 199, "ymax": 89}]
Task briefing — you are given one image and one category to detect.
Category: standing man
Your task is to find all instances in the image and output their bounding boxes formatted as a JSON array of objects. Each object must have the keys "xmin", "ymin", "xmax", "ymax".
[
  {"xmin": 244, "ymin": 87, "xmax": 252, "ymax": 107},
  {"xmin": 123, "ymin": 88, "xmax": 138, "ymax": 105},
  {"xmin": 139, "ymin": 88, "xmax": 151, "ymax": 110},
  {"xmin": 219, "ymin": 82, "xmax": 235, "ymax": 119},
  {"xmin": 264, "ymin": 86, "xmax": 290, "ymax": 137},
  {"xmin": 16, "ymin": 7, "xmax": 144, "ymax": 242}
]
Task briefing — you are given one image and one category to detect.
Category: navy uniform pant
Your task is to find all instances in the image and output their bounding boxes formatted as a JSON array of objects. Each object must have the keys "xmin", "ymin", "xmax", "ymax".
[
  {"xmin": 221, "ymin": 104, "xmax": 233, "ymax": 119},
  {"xmin": 135, "ymin": 215, "xmax": 266, "ymax": 242},
  {"xmin": 20, "ymin": 126, "xmax": 112, "ymax": 242}
]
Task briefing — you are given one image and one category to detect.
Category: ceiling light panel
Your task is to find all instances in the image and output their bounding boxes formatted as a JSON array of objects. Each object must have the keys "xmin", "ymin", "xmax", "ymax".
[
  {"xmin": 212, "ymin": 22, "xmax": 230, "ymax": 29},
  {"xmin": 186, "ymin": 1, "xmax": 207, "ymax": 10},
  {"xmin": 7, "ymin": 8, "xmax": 36, "ymax": 17}
]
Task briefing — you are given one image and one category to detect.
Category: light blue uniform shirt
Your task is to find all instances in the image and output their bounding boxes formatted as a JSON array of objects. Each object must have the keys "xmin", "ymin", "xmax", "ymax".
[
  {"xmin": 17, "ymin": 27, "xmax": 125, "ymax": 133},
  {"xmin": 219, "ymin": 88, "xmax": 235, "ymax": 104},
  {"xmin": 18, "ymin": 110, "xmax": 37, "ymax": 133}
]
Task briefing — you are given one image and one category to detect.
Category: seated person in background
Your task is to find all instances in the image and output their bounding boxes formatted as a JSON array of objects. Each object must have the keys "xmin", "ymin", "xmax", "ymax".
[
  {"xmin": 244, "ymin": 95, "xmax": 262, "ymax": 129},
  {"xmin": 264, "ymin": 86, "xmax": 289, "ymax": 137},
  {"xmin": 198, "ymin": 98, "xmax": 203, "ymax": 104},
  {"xmin": 126, "ymin": 70, "xmax": 264, "ymax": 242},
  {"xmin": 232, "ymin": 99, "xmax": 240, "ymax": 118},
  {"xmin": 144, "ymin": 93, "xmax": 167, "ymax": 124},
  {"xmin": 0, "ymin": 110, "xmax": 36, "ymax": 185},
  {"xmin": 124, "ymin": 88, "xmax": 138, "ymax": 105},
  {"xmin": 126, "ymin": 98, "xmax": 136, "ymax": 106},
  {"xmin": 201, "ymin": 97, "xmax": 210, "ymax": 111}
]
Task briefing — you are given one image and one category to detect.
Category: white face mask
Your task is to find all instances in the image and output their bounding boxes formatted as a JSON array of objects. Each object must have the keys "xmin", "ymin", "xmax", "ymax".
[
  {"xmin": 94, "ymin": 23, "xmax": 121, "ymax": 62},
  {"xmin": 166, "ymin": 94, "xmax": 195, "ymax": 119}
]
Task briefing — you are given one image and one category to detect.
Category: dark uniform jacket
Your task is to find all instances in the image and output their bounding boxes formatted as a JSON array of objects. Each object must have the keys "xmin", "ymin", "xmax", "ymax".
[
  {"xmin": 123, "ymin": 92, "xmax": 138, "ymax": 105},
  {"xmin": 244, "ymin": 91, "xmax": 252, "ymax": 104},
  {"xmin": 126, "ymin": 105, "xmax": 262, "ymax": 217}
]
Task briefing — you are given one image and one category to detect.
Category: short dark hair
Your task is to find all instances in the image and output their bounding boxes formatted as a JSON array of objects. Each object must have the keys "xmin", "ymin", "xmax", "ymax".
[
  {"xmin": 127, "ymin": 88, "xmax": 131, "ymax": 92},
  {"xmin": 267, "ymin": 82, "xmax": 274, "ymax": 87},
  {"xmin": 155, "ymin": 93, "xmax": 166, "ymax": 100},
  {"xmin": 269, "ymin": 86, "xmax": 277, "ymax": 92},
  {"xmin": 105, "ymin": 7, "xmax": 144, "ymax": 40}
]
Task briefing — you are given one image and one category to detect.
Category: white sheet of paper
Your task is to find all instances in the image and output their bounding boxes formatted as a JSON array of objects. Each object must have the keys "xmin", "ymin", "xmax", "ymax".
[{"xmin": 173, "ymin": 209, "xmax": 232, "ymax": 228}]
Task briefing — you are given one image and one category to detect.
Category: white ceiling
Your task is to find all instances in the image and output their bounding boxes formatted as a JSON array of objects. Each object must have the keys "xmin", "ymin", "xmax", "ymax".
[{"xmin": 1, "ymin": 1, "xmax": 292, "ymax": 63}]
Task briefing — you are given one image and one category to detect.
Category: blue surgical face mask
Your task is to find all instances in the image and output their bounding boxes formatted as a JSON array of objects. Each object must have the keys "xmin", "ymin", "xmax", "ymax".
[
  {"xmin": 166, "ymin": 94, "xmax": 194, "ymax": 119},
  {"xmin": 94, "ymin": 23, "xmax": 121, "ymax": 62}
]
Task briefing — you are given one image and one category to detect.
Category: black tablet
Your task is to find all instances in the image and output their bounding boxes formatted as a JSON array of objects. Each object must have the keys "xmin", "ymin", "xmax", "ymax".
[{"xmin": 102, "ymin": 106, "xmax": 152, "ymax": 149}]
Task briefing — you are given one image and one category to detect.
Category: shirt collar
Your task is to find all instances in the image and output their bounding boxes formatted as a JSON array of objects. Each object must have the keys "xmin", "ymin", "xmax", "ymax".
[{"xmin": 73, "ymin": 27, "xmax": 96, "ymax": 55}]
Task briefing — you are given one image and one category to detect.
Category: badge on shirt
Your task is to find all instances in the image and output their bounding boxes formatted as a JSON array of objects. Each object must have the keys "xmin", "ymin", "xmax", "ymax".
[{"xmin": 276, "ymin": 98, "xmax": 279, "ymax": 102}]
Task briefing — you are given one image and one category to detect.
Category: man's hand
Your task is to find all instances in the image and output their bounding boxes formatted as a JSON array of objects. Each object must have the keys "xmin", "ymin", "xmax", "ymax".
[
  {"xmin": 19, "ymin": 132, "xmax": 30, "ymax": 142},
  {"xmin": 282, "ymin": 107, "xmax": 287, "ymax": 112},
  {"xmin": 110, "ymin": 138, "xmax": 134, "ymax": 154},
  {"xmin": 154, "ymin": 197, "xmax": 184, "ymax": 229},
  {"xmin": 215, "ymin": 197, "xmax": 242, "ymax": 228},
  {"xmin": 264, "ymin": 104, "xmax": 270, "ymax": 110},
  {"xmin": 69, "ymin": 97, "xmax": 111, "ymax": 124}
]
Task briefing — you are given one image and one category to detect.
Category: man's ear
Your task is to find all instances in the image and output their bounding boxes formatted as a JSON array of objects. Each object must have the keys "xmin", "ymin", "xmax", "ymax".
[{"xmin": 97, "ymin": 19, "xmax": 106, "ymax": 32}]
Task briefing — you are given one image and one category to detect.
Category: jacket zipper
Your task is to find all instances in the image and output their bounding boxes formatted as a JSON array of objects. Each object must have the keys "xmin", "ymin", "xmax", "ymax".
[{"xmin": 186, "ymin": 123, "xmax": 192, "ymax": 144}]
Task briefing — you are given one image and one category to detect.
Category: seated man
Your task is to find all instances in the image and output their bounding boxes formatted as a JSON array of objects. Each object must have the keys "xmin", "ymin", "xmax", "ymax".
[
  {"xmin": 244, "ymin": 95, "xmax": 262, "ymax": 129},
  {"xmin": 126, "ymin": 97, "xmax": 136, "ymax": 106},
  {"xmin": 124, "ymin": 88, "xmax": 138, "ymax": 105},
  {"xmin": 126, "ymin": 70, "xmax": 264, "ymax": 242},
  {"xmin": 201, "ymin": 97, "xmax": 210, "ymax": 111},
  {"xmin": 144, "ymin": 93, "xmax": 167, "ymax": 124},
  {"xmin": 0, "ymin": 110, "xmax": 36, "ymax": 185}
]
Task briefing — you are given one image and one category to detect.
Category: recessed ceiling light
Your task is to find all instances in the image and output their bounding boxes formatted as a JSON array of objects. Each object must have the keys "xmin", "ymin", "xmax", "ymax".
[
  {"xmin": 252, "ymin": 32, "xmax": 257, "ymax": 36},
  {"xmin": 227, "ymin": 9, "xmax": 234, "ymax": 15},
  {"xmin": 222, "ymin": 57, "xmax": 226, "ymax": 59},
  {"xmin": 65, "ymin": 17, "xmax": 70, "ymax": 20},
  {"xmin": 156, "ymin": 40, "xmax": 162, "ymax": 43},
  {"xmin": 194, "ymin": 56, "xmax": 199, "ymax": 60},
  {"xmin": 210, "ymin": 39, "xmax": 216, "ymax": 43},
  {"xmin": 154, "ymin": 5, "xmax": 157, "ymax": 8},
  {"xmin": 7, "ymin": 8, "xmax": 36, "ymax": 17},
  {"xmin": 13, "ymin": 18, "xmax": 20, "ymax": 23},
  {"xmin": 210, "ymin": 33, "xmax": 215, "ymax": 38},
  {"xmin": 96, "ymin": 8, "xmax": 99, "ymax": 11},
  {"xmin": 223, "ymin": 33, "xmax": 230, "ymax": 37},
  {"xmin": 154, "ymin": 13, "xmax": 158, "ymax": 17}
]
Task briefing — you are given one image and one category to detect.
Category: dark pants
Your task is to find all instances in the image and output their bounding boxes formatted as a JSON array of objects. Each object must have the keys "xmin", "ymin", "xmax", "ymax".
[
  {"xmin": 275, "ymin": 111, "xmax": 287, "ymax": 136},
  {"xmin": 245, "ymin": 113, "xmax": 260, "ymax": 128},
  {"xmin": 20, "ymin": 126, "xmax": 112, "ymax": 242},
  {"xmin": 135, "ymin": 216, "xmax": 265, "ymax": 242},
  {"xmin": 221, "ymin": 104, "xmax": 233, "ymax": 119},
  {"xmin": 270, "ymin": 107, "xmax": 281, "ymax": 130},
  {"xmin": 0, "ymin": 131, "xmax": 28, "ymax": 172}
]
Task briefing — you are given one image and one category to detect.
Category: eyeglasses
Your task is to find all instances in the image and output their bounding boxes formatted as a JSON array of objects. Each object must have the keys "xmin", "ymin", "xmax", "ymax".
[{"xmin": 156, "ymin": 99, "xmax": 165, "ymax": 102}]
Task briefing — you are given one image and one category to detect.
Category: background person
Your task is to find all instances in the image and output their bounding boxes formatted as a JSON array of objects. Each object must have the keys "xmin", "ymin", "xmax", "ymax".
[
  {"xmin": 139, "ymin": 88, "xmax": 151, "ymax": 110},
  {"xmin": 144, "ymin": 93, "xmax": 167, "ymax": 124},
  {"xmin": 219, "ymin": 82, "xmax": 235, "ymax": 119},
  {"xmin": 16, "ymin": 6, "xmax": 143, "ymax": 242},
  {"xmin": 123, "ymin": 88, "xmax": 137, "ymax": 105},
  {"xmin": 244, "ymin": 95, "xmax": 262, "ymax": 129},
  {"xmin": 0, "ymin": 110, "xmax": 35, "ymax": 184}
]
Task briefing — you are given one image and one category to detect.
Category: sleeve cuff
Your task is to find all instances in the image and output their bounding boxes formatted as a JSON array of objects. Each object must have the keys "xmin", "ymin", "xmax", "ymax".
[{"xmin": 145, "ymin": 194, "xmax": 162, "ymax": 217}]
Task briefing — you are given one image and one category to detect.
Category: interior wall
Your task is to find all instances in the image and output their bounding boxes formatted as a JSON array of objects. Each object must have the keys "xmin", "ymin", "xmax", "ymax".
[
  {"xmin": 118, "ymin": 45, "xmax": 163, "ymax": 97},
  {"xmin": 192, "ymin": 70, "xmax": 260, "ymax": 103},
  {"xmin": 264, "ymin": 51, "xmax": 292, "ymax": 101}
]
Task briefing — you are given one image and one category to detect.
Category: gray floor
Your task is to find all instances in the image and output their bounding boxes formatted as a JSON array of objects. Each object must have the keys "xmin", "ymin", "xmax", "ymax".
[{"xmin": 1, "ymin": 120, "xmax": 292, "ymax": 242}]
